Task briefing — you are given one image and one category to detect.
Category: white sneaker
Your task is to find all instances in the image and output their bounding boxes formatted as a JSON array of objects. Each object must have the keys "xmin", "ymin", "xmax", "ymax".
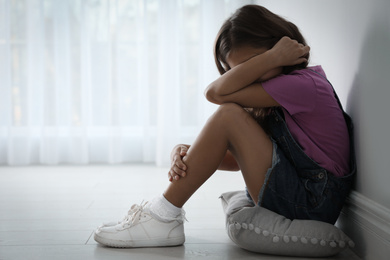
[{"xmin": 94, "ymin": 202, "xmax": 185, "ymax": 248}]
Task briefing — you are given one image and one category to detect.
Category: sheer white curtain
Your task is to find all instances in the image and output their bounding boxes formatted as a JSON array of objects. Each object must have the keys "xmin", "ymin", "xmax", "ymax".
[{"xmin": 0, "ymin": 0, "xmax": 254, "ymax": 166}]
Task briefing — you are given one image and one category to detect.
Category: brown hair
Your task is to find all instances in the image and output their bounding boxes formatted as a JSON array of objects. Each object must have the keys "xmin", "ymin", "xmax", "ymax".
[
  {"xmin": 214, "ymin": 5, "xmax": 309, "ymax": 75},
  {"xmin": 214, "ymin": 5, "xmax": 309, "ymax": 124}
]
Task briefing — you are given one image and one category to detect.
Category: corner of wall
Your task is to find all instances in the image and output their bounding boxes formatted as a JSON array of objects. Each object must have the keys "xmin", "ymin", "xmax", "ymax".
[{"xmin": 337, "ymin": 191, "xmax": 390, "ymax": 260}]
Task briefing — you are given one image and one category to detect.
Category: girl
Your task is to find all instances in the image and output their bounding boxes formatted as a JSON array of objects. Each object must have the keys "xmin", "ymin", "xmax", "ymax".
[{"xmin": 94, "ymin": 5, "xmax": 355, "ymax": 248}]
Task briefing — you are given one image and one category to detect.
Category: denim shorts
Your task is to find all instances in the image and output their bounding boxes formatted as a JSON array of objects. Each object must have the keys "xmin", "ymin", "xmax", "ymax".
[{"xmin": 246, "ymin": 108, "xmax": 356, "ymax": 224}]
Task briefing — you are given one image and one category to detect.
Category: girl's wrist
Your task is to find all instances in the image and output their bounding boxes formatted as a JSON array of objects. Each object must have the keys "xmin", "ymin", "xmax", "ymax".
[
  {"xmin": 251, "ymin": 51, "xmax": 282, "ymax": 81},
  {"xmin": 263, "ymin": 49, "xmax": 281, "ymax": 69}
]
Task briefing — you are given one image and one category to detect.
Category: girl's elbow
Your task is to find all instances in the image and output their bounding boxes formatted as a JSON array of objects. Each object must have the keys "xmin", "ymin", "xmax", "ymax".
[{"xmin": 204, "ymin": 87, "xmax": 223, "ymax": 104}]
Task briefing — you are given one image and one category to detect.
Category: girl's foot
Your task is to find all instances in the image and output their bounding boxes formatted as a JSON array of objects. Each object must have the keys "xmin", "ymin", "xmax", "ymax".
[{"xmin": 94, "ymin": 202, "xmax": 185, "ymax": 248}]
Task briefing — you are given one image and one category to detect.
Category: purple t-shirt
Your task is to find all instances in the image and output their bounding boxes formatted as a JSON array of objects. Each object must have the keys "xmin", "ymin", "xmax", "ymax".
[{"xmin": 262, "ymin": 65, "xmax": 350, "ymax": 177}]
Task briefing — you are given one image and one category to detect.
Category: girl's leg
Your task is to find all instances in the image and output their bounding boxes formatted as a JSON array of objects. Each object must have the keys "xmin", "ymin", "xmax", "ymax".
[
  {"xmin": 164, "ymin": 103, "xmax": 273, "ymax": 207},
  {"xmin": 94, "ymin": 103, "xmax": 273, "ymax": 248}
]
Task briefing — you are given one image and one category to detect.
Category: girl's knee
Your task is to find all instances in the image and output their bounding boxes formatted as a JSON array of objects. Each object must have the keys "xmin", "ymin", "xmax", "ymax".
[
  {"xmin": 216, "ymin": 103, "xmax": 248, "ymax": 120},
  {"xmin": 216, "ymin": 104, "xmax": 257, "ymax": 127},
  {"xmin": 214, "ymin": 103, "xmax": 267, "ymax": 134}
]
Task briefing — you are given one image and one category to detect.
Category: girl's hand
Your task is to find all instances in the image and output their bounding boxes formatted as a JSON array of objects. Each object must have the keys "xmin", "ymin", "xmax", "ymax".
[
  {"xmin": 270, "ymin": 36, "xmax": 310, "ymax": 67},
  {"xmin": 168, "ymin": 144, "xmax": 189, "ymax": 182}
]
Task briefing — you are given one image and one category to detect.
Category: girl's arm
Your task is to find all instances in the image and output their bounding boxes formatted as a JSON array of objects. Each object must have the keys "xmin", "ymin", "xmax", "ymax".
[
  {"xmin": 205, "ymin": 37, "xmax": 310, "ymax": 107},
  {"xmin": 205, "ymin": 50, "xmax": 278, "ymax": 105}
]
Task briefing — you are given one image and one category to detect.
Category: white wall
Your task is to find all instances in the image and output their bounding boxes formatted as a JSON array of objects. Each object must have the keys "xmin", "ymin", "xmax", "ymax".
[
  {"xmin": 255, "ymin": 0, "xmax": 390, "ymax": 258},
  {"xmin": 345, "ymin": 0, "xmax": 390, "ymax": 210}
]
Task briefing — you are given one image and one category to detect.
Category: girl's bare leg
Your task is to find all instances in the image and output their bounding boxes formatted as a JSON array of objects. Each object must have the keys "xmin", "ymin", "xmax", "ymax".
[{"xmin": 164, "ymin": 103, "xmax": 273, "ymax": 207}]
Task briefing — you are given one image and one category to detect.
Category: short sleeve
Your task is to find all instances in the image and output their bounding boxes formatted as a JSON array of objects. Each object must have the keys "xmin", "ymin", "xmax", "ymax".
[{"xmin": 262, "ymin": 72, "xmax": 317, "ymax": 115}]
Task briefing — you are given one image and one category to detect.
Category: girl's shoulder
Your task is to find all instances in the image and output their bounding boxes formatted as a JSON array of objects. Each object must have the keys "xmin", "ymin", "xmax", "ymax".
[{"xmin": 291, "ymin": 65, "xmax": 327, "ymax": 82}]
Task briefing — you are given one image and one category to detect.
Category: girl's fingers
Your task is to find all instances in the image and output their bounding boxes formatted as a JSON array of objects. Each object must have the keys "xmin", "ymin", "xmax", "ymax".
[
  {"xmin": 179, "ymin": 146, "xmax": 188, "ymax": 156},
  {"xmin": 168, "ymin": 145, "xmax": 188, "ymax": 182},
  {"xmin": 304, "ymin": 45, "xmax": 310, "ymax": 54},
  {"xmin": 173, "ymin": 164, "xmax": 186, "ymax": 177},
  {"xmin": 168, "ymin": 164, "xmax": 186, "ymax": 182},
  {"xmin": 297, "ymin": 57, "xmax": 308, "ymax": 64},
  {"xmin": 173, "ymin": 154, "xmax": 187, "ymax": 171},
  {"xmin": 168, "ymin": 170, "xmax": 180, "ymax": 182},
  {"xmin": 273, "ymin": 37, "xmax": 310, "ymax": 66}
]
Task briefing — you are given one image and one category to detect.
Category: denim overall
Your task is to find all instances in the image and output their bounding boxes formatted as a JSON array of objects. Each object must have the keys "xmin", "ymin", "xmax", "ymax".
[{"xmin": 254, "ymin": 71, "xmax": 356, "ymax": 224}]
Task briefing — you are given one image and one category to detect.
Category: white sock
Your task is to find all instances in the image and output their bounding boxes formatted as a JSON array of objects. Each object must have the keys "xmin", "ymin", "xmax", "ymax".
[{"xmin": 148, "ymin": 195, "xmax": 183, "ymax": 222}]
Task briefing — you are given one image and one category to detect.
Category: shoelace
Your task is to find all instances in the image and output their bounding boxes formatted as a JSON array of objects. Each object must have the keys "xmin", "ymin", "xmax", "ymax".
[
  {"xmin": 112, "ymin": 203, "xmax": 143, "ymax": 225},
  {"xmin": 180, "ymin": 208, "xmax": 189, "ymax": 222},
  {"xmin": 120, "ymin": 201, "xmax": 188, "ymax": 228},
  {"xmin": 121, "ymin": 201, "xmax": 148, "ymax": 228}
]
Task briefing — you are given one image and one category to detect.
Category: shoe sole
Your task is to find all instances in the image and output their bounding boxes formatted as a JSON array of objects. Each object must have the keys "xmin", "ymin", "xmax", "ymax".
[{"xmin": 94, "ymin": 232, "xmax": 185, "ymax": 248}]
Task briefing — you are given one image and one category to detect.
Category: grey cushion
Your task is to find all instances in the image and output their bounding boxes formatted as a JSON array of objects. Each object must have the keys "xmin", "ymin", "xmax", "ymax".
[{"xmin": 220, "ymin": 190, "xmax": 355, "ymax": 257}]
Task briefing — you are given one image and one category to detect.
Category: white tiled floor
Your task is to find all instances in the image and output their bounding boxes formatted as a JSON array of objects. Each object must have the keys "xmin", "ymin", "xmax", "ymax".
[{"xmin": 0, "ymin": 165, "xmax": 360, "ymax": 260}]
